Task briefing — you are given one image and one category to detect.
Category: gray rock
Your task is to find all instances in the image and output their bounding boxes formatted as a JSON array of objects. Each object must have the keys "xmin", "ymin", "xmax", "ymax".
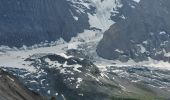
[
  {"xmin": 97, "ymin": 0, "xmax": 170, "ymax": 62},
  {"xmin": 0, "ymin": 69, "xmax": 46, "ymax": 100},
  {"xmin": 0, "ymin": 0, "xmax": 92, "ymax": 47}
]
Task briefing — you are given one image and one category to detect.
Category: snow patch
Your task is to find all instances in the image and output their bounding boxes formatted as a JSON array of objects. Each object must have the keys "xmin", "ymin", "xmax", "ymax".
[
  {"xmin": 137, "ymin": 44, "xmax": 146, "ymax": 53},
  {"xmin": 88, "ymin": 0, "xmax": 122, "ymax": 31},
  {"xmin": 44, "ymin": 58, "xmax": 62, "ymax": 68},
  {"xmin": 76, "ymin": 78, "xmax": 82, "ymax": 88},
  {"xmin": 132, "ymin": 0, "xmax": 141, "ymax": 3},
  {"xmin": 142, "ymin": 40, "xmax": 148, "ymax": 44},
  {"xmin": 115, "ymin": 49, "xmax": 124, "ymax": 53},
  {"xmin": 159, "ymin": 31, "xmax": 166, "ymax": 35}
]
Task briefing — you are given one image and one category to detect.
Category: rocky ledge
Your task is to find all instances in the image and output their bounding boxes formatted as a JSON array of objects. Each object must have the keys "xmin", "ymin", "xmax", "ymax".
[{"xmin": 0, "ymin": 68, "xmax": 46, "ymax": 100}]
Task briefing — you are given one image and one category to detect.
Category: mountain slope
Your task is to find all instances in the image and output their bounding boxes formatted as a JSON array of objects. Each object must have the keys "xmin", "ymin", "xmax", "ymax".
[
  {"xmin": 0, "ymin": 0, "xmax": 122, "ymax": 47},
  {"xmin": 0, "ymin": 68, "xmax": 46, "ymax": 100},
  {"xmin": 97, "ymin": 0, "xmax": 170, "ymax": 62},
  {"xmin": 1, "ymin": 52, "xmax": 170, "ymax": 100},
  {"xmin": 0, "ymin": 0, "xmax": 88, "ymax": 47},
  {"xmin": 1, "ymin": 0, "xmax": 170, "ymax": 100}
]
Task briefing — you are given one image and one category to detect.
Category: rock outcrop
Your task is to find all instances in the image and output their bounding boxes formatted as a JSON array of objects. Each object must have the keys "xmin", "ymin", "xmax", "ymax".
[
  {"xmin": 0, "ymin": 0, "xmax": 91, "ymax": 47},
  {"xmin": 0, "ymin": 68, "xmax": 46, "ymax": 100},
  {"xmin": 97, "ymin": 0, "xmax": 170, "ymax": 62}
]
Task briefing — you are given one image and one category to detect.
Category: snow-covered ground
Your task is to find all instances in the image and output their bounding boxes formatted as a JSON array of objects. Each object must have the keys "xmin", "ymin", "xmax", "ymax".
[
  {"xmin": 94, "ymin": 56, "xmax": 170, "ymax": 71},
  {"xmin": 1, "ymin": 33, "xmax": 170, "ymax": 74},
  {"xmin": 132, "ymin": 0, "xmax": 141, "ymax": 3},
  {"xmin": 0, "ymin": 0, "xmax": 169, "ymax": 73},
  {"xmin": 0, "ymin": 40, "xmax": 71, "ymax": 72},
  {"xmin": 0, "ymin": 30, "xmax": 102, "ymax": 72}
]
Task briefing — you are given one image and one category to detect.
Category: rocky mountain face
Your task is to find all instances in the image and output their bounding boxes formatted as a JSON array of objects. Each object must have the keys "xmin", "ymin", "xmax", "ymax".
[
  {"xmin": 0, "ymin": 0, "xmax": 122, "ymax": 47},
  {"xmin": 1, "ymin": 0, "xmax": 170, "ymax": 100},
  {"xmin": 97, "ymin": 0, "xmax": 170, "ymax": 62},
  {"xmin": 0, "ymin": 68, "xmax": 46, "ymax": 100},
  {"xmin": 0, "ymin": 0, "xmax": 92, "ymax": 47}
]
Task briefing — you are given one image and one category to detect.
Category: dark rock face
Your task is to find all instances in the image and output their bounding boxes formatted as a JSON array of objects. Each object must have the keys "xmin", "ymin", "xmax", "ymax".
[
  {"xmin": 0, "ymin": 69, "xmax": 46, "ymax": 100},
  {"xmin": 0, "ymin": 0, "xmax": 91, "ymax": 47},
  {"xmin": 97, "ymin": 0, "xmax": 170, "ymax": 62}
]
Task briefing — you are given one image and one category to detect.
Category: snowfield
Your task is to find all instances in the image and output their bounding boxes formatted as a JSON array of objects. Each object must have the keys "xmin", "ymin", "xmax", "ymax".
[
  {"xmin": 1, "ymin": 37, "xmax": 170, "ymax": 74},
  {"xmin": 0, "ymin": 0, "xmax": 169, "ymax": 74}
]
